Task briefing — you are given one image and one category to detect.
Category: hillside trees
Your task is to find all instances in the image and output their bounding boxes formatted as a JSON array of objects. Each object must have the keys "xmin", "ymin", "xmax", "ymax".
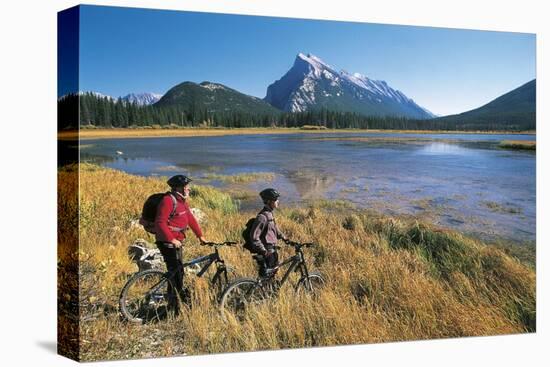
[{"xmin": 61, "ymin": 93, "xmax": 534, "ymax": 131}]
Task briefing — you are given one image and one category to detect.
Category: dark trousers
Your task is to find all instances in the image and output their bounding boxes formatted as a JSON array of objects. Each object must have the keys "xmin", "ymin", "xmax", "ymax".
[
  {"xmin": 256, "ymin": 248, "xmax": 279, "ymax": 277},
  {"xmin": 156, "ymin": 242, "xmax": 188, "ymax": 313}
]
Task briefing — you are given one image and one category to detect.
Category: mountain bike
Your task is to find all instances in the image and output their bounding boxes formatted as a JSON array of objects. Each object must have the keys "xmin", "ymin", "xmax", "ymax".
[
  {"xmin": 219, "ymin": 239, "xmax": 325, "ymax": 320},
  {"xmin": 119, "ymin": 241, "xmax": 236, "ymax": 323}
]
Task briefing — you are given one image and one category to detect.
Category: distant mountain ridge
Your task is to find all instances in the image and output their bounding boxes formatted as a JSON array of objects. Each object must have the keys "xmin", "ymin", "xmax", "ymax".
[
  {"xmin": 68, "ymin": 58, "xmax": 534, "ymax": 131},
  {"xmin": 71, "ymin": 91, "xmax": 163, "ymax": 106},
  {"xmin": 121, "ymin": 92, "xmax": 162, "ymax": 106},
  {"xmin": 433, "ymin": 79, "xmax": 535, "ymax": 130},
  {"xmin": 154, "ymin": 81, "xmax": 281, "ymax": 115},
  {"xmin": 264, "ymin": 53, "xmax": 435, "ymax": 119},
  {"xmin": 76, "ymin": 91, "xmax": 115, "ymax": 100}
]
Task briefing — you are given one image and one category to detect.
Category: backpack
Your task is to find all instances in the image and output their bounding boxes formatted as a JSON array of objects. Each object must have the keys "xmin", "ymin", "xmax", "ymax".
[
  {"xmin": 139, "ymin": 192, "xmax": 177, "ymax": 234},
  {"xmin": 242, "ymin": 211, "xmax": 269, "ymax": 253}
]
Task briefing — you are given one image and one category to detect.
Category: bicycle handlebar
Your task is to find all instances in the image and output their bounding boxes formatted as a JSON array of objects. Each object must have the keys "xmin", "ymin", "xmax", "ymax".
[
  {"xmin": 282, "ymin": 239, "xmax": 316, "ymax": 248},
  {"xmin": 201, "ymin": 241, "xmax": 237, "ymax": 247}
]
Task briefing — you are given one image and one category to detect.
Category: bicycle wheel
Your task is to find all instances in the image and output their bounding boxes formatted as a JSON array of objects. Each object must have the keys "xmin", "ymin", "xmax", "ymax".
[
  {"xmin": 219, "ymin": 278, "xmax": 266, "ymax": 321},
  {"xmin": 295, "ymin": 271, "xmax": 325, "ymax": 296},
  {"xmin": 119, "ymin": 269, "xmax": 175, "ymax": 323}
]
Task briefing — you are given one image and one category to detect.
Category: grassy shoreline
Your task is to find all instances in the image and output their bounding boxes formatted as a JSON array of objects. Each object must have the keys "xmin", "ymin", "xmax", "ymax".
[
  {"xmin": 499, "ymin": 140, "xmax": 536, "ymax": 150},
  {"xmin": 59, "ymin": 164, "xmax": 535, "ymax": 361},
  {"xmin": 58, "ymin": 127, "xmax": 536, "ymax": 141}
]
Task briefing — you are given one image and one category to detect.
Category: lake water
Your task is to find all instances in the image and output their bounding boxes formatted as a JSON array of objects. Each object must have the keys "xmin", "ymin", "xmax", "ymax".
[{"xmin": 80, "ymin": 132, "xmax": 536, "ymax": 244}]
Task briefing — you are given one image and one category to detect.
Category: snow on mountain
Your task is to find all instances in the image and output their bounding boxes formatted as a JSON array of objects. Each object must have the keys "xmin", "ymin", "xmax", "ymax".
[
  {"xmin": 200, "ymin": 82, "xmax": 226, "ymax": 91},
  {"xmin": 69, "ymin": 91, "xmax": 115, "ymax": 100},
  {"xmin": 121, "ymin": 92, "xmax": 163, "ymax": 106},
  {"xmin": 265, "ymin": 53, "xmax": 436, "ymax": 119},
  {"xmin": 71, "ymin": 91, "xmax": 163, "ymax": 106},
  {"xmin": 296, "ymin": 52, "xmax": 338, "ymax": 78}
]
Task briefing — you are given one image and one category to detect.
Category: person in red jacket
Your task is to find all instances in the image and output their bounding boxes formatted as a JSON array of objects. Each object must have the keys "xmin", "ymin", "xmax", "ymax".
[{"xmin": 155, "ymin": 174, "xmax": 207, "ymax": 316}]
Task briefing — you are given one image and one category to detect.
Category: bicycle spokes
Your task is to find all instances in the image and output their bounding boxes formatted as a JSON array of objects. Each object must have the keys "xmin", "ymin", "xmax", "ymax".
[
  {"xmin": 220, "ymin": 280, "xmax": 267, "ymax": 321},
  {"xmin": 120, "ymin": 270, "xmax": 173, "ymax": 323},
  {"xmin": 296, "ymin": 272, "xmax": 325, "ymax": 296}
]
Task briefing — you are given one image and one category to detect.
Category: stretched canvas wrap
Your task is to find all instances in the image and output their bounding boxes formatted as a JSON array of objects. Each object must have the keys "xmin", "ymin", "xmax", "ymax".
[{"xmin": 57, "ymin": 4, "xmax": 536, "ymax": 362}]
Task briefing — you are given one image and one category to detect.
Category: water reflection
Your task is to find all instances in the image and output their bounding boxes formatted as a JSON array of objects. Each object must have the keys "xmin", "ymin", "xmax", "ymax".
[
  {"xmin": 285, "ymin": 169, "xmax": 337, "ymax": 200},
  {"xmin": 418, "ymin": 142, "xmax": 472, "ymax": 156}
]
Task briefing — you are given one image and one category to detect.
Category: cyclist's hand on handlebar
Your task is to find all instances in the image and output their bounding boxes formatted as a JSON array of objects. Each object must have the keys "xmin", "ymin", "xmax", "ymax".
[
  {"xmin": 171, "ymin": 238, "xmax": 183, "ymax": 248},
  {"xmin": 283, "ymin": 238, "xmax": 298, "ymax": 246},
  {"xmin": 202, "ymin": 240, "xmax": 237, "ymax": 246},
  {"xmin": 198, "ymin": 236, "xmax": 207, "ymax": 245},
  {"xmin": 282, "ymin": 238, "xmax": 315, "ymax": 248}
]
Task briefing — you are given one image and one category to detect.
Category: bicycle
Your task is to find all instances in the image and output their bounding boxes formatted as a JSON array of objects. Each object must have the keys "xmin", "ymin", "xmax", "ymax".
[
  {"xmin": 219, "ymin": 239, "xmax": 325, "ymax": 320},
  {"xmin": 119, "ymin": 241, "xmax": 236, "ymax": 323}
]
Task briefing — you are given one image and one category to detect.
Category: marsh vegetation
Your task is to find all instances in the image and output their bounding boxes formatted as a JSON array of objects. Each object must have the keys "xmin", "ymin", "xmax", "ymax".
[
  {"xmin": 58, "ymin": 165, "xmax": 535, "ymax": 361},
  {"xmin": 499, "ymin": 140, "xmax": 536, "ymax": 150}
]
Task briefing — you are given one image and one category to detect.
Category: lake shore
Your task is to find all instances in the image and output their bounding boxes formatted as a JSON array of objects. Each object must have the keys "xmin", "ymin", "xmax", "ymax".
[
  {"xmin": 76, "ymin": 130, "xmax": 536, "ymax": 244},
  {"xmin": 60, "ymin": 164, "xmax": 535, "ymax": 361},
  {"xmin": 59, "ymin": 127, "xmax": 536, "ymax": 141}
]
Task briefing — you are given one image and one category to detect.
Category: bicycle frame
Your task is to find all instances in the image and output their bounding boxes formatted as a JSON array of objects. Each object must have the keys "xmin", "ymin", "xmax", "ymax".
[
  {"xmin": 262, "ymin": 246, "xmax": 311, "ymax": 288},
  {"xmin": 184, "ymin": 246, "xmax": 229, "ymax": 285},
  {"xmin": 145, "ymin": 250, "xmax": 225, "ymax": 300},
  {"xmin": 167, "ymin": 246, "xmax": 226, "ymax": 281}
]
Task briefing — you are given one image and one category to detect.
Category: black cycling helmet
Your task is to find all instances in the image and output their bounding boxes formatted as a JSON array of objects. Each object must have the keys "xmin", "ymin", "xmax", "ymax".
[
  {"xmin": 259, "ymin": 188, "xmax": 280, "ymax": 202},
  {"xmin": 167, "ymin": 175, "xmax": 192, "ymax": 188}
]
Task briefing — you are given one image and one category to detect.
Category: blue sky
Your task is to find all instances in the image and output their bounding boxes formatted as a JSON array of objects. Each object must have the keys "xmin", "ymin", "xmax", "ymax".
[{"xmin": 76, "ymin": 5, "xmax": 535, "ymax": 116}]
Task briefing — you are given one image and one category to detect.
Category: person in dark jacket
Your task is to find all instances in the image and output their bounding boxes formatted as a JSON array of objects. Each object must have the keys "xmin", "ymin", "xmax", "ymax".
[
  {"xmin": 155, "ymin": 174, "xmax": 207, "ymax": 315},
  {"xmin": 248, "ymin": 188, "xmax": 287, "ymax": 277}
]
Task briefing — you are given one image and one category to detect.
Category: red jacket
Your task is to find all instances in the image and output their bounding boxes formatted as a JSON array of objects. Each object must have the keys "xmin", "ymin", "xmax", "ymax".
[{"xmin": 154, "ymin": 192, "xmax": 203, "ymax": 243}]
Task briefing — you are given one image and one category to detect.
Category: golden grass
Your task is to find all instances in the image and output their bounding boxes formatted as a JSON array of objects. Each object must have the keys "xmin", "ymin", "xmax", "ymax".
[
  {"xmin": 499, "ymin": 140, "xmax": 536, "ymax": 150},
  {"xmin": 203, "ymin": 172, "xmax": 276, "ymax": 184},
  {"xmin": 58, "ymin": 165, "xmax": 536, "ymax": 361},
  {"xmin": 58, "ymin": 128, "xmax": 536, "ymax": 141},
  {"xmin": 60, "ymin": 127, "xmax": 352, "ymax": 140}
]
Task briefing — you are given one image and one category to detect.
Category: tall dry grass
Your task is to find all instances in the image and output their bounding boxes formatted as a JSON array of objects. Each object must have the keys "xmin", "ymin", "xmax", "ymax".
[
  {"xmin": 58, "ymin": 164, "xmax": 535, "ymax": 361},
  {"xmin": 58, "ymin": 127, "xmax": 536, "ymax": 141}
]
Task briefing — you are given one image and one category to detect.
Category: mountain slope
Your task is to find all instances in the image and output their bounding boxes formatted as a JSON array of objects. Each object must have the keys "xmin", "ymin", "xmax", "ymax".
[
  {"xmin": 154, "ymin": 81, "xmax": 281, "ymax": 115},
  {"xmin": 434, "ymin": 79, "xmax": 535, "ymax": 130},
  {"xmin": 265, "ymin": 53, "xmax": 435, "ymax": 119}
]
